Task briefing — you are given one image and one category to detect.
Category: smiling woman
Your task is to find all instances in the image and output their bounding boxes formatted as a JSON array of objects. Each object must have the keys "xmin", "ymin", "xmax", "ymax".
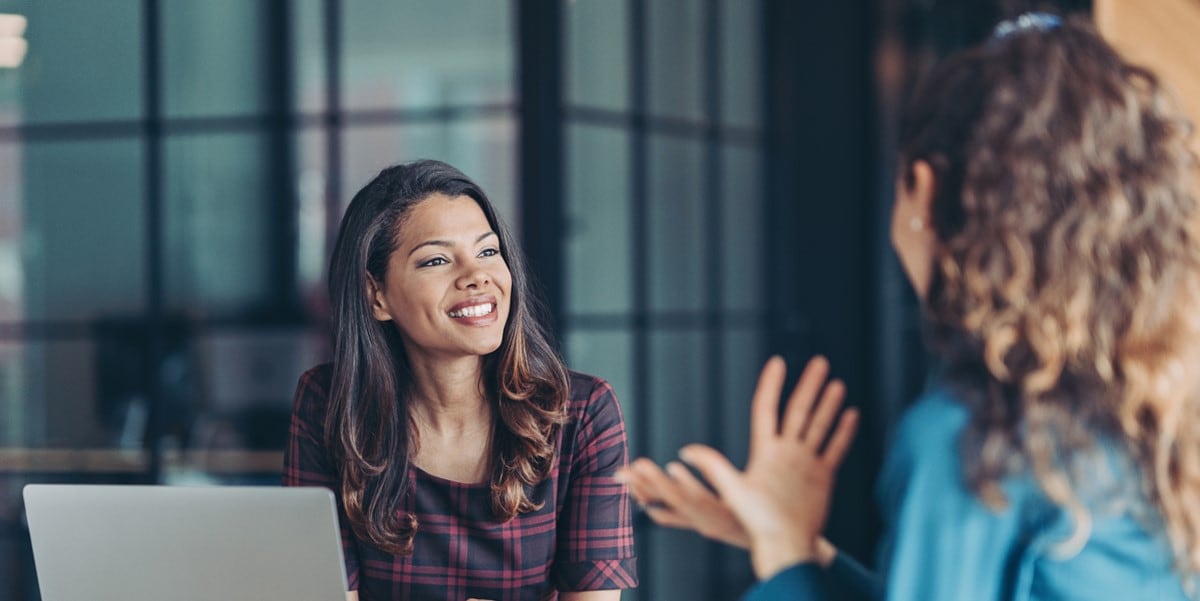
[{"xmin": 283, "ymin": 160, "xmax": 638, "ymax": 601}]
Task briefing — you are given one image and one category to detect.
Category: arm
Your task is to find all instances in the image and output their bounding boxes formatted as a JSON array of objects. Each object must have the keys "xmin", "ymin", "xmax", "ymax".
[
  {"xmin": 553, "ymin": 378, "xmax": 639, "ymax": 593},
  {"xmin": 559, "ymin": 591, "xmax": 623, "ymax": 601},
  {"xmin": 282, "ymin": 367, "xmax": 361, "ymax": 594}
]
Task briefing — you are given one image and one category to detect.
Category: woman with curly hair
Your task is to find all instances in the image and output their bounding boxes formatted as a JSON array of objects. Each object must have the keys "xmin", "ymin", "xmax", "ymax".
[
  {"xmin": 284, "ymin": 160, "xmax": 637, "ymax": 601},
  {"xmin": 622, "ymin": 13, "xmax": 1200, "ymax": 600}
]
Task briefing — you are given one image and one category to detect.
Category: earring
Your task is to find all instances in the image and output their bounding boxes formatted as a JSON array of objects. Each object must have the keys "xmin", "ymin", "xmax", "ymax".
[{"xmin": 909, "ymin": 216, "xmax": 924, "ymax": 232}]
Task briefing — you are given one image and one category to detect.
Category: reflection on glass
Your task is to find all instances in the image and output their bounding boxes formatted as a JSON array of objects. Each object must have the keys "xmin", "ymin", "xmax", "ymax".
[
  {"xmin": 341, "ymin": 117, "xmax": 517, "ymax": 231},
  {"xmin": 565, "ymin": 0, "xmax": 629, "ymax": 111},
  {"xmin": 0, "ymin": 143, "xmax": 21, "ymax": 324},
  {"xmin": 649, "ymin": 135, "xmax": 705, "ymax": 312},
  {"xmin": 165, "ymin": 133, "xmax": 273, "ymax": 315},
  {"xmin": 295, "ymin": 127, "xmax": 328, "ymax": 314},
  {"xmin": 1, "ymin": 0, "xmax": 143, "ymax": 126},
  {"xmin": 566, "ymin": 125, "xmax": 631, "ymax": 315},
  {"xmin": 722, "ymin": 145, "xmax": 763, "ymax": 312},
  {"xmin": 22, "ymin": 139, "xmax": 146, "ymax": 321},
  {"xmin": 649, "ymin": 0, "xmax": 703, "ymax": 121},
  {"xmin": 341, "ymin": 0, "xmax": 513, "ymax": 111},
  {"xmin": 565, "ymin": 329, "xmax": 635, "ymax": 455},
  {"xmin": 162, "ymin": 1, "xmax": 270, "ymax": 118},
  {"xmin": 721, "ymin": 0, "xmax": 762, "ymax": 129}
]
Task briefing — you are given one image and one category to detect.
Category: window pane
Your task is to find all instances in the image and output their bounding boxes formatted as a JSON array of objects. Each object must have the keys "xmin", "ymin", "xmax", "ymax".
[
  {"xmin": 22, "ymin": 139, "xmax": 146, "ymax": 321},
  {"xmin": 722, "ymin": 145, "xmax": 763, "ymax": 312},
  {"xmin": 566, "ymin": 124, "xmax": 631, "ymax": 315},
  {"xmin": 564, "ymin": 329, "xmax": 636, "ymax": 455},
  {"xmin": 296, "ymin": 126, "xmax": 329, "ymax": 313},
  {"xmin": 649, "ymin": 135, "xmax": 705, "ymax": 312},
  {"xmin": 648, "ymin": 329, "xmax": 710, "ymax": 601},
  {"xmin": 162, "ymin": 1, "xmax": 270, "ymax": 118},
  {"xmin": 648, "ymin": 0, "xmax": 703, "ymax": 121},
  {"xmin": 721, "ymin": 0, "xmax": 762, "ymax": 129},
  {"xmin": 293, "ymin": 0, "xmax": 327, "ymax": 115},
  {"xmin": 172, "ymin": 328, "xmax": 327, "ymax": 484},
  {"xmin": 0, "ymin": 0, "xmax": 143, "ymax": 126},
  {"xmin": 165, "ymin": 133, "xmax": 273, "ymax": 315},
  {"xmin": 341, "ymin": 0, "xmax": 514, "ymax": 111},
  {"xmin": 564, "ymin": 0, "xmax": 629, "ymax": 111},
  {"xmin": 719, "ymin": 327, "xmax": 764, "ymax": 467},
  {"xmin": 0, "ymin": 143, "xmax": 22, "ymax": 323},
  {"xmin": 0, "ymin": 338, "xmax": 115, "ymax": 447},
  {"xmin": 341, "ymin": 117, "xmax": 518, "ymax": 232}
]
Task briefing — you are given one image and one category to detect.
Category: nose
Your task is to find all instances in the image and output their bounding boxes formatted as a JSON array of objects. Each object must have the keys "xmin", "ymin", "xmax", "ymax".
[{"xmin": 456, "ymin": 263, "xmax": 491, "ymax": 290}]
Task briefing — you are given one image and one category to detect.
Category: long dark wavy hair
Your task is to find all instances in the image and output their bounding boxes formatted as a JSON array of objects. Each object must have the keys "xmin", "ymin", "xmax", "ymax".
[
  {"xmin": 325, "ymin": 159, "xmax": 569, "ymax": 555},
  {"xmin": 900, "ymin": 16, "xmax": 1200, "ymax": 572}
]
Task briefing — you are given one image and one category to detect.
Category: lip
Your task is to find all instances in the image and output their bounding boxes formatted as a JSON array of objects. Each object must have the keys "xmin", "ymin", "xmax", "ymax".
[{"xmin": 446, "ymin": 295, "xmax": 500, "ymax": 325}]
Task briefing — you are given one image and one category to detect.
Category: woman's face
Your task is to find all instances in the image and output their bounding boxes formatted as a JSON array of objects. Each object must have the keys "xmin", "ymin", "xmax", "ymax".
[{"xmin": 369, "ymin": 193, "xmax": 513, "ymax": 362}]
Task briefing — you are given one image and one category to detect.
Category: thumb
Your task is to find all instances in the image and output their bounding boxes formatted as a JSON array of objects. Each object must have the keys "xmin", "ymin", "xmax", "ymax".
[{"xmin": 678, "ymin": 444, "xmax": 742, "ymax": 500}]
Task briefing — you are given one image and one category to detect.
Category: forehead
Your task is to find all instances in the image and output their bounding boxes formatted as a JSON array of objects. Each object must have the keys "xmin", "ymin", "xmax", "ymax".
[{"xmin": 398, "ymin": 193, "xmax": 494, "ymax": 243}]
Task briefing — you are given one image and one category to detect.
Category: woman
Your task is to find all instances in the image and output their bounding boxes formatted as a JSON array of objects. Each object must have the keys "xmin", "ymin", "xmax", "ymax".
[
  {"xmin": 284, "ymin": 160, "xmax": 637, "ymax": 601},
  {"xmin": 622, "ymin": 13, "xmax": 1200, "ymax": 600}
]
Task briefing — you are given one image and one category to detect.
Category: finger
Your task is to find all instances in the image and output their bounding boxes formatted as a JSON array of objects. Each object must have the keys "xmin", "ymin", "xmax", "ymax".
[
  {"xmin": 801, "ymin": 378, "xmax": 845, "ymax": 449},
  {"xmin": 627, "ymin": 458, "xmax": 688, "ymax": 509},
  {"xmin": 820, "ymin": 408, "xmax": 860, "ymax": 468},
  {"xmin": 665, "ymin": 461, "xmax": 719, "ymax": 502},
  {"xmin": 644, "ymin": 505, "xmax": 697, "ymax": 530},
  {"xmin": 749, "ymin": 356, "xmax": 788, "ymax": 457},
  {"xmin": 678, "ymin": 444, "xmax": 743, "ymax": 500},
  {"xmin": 780, "ymin": 356, "xmax": 831, "ymax": 439}
]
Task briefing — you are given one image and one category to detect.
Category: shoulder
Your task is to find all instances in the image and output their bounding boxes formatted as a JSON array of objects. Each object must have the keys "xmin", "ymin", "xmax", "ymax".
[
  {"xmin": 298, "ymin": 363, "xmax": 334, "ymax": 391},
  {"xmin": 565, "ymin": 371, "xmax": 622, "ymax": 423},
  {"xmin": 291, "ymin": 363, "xmax": 335, "ymax": 416},
  {"xmin": 890, "ymin": 388, "xmax": 970, "ymax": 465}
]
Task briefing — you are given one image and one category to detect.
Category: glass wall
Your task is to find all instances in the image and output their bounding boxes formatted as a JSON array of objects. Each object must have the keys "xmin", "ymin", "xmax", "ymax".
[
  {"xmin": 562, "ymin": 0, "xmax": 766, "ymax": 598},
  {"xmin": 0, "ymin": 2, "xmax": 515, "ymax": 599},
  {"xmin": 1, "ymin": 0, "xmax": 778, "ymax": 599}
]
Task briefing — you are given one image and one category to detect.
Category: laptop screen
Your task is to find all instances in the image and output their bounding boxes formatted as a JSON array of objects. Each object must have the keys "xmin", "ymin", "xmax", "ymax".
[{"xmin": 23, "ymin": 484, "xmax": 348, "ymax": 601}]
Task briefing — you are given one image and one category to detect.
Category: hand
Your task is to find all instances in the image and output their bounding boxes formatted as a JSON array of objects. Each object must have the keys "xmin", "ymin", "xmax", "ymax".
[
  {"xmin": 619, "ymin": 455, "xmax": 750, "ymax": 549},
  {"xmin": 680, "ymin": 356, "xmax": 858, "ymax": 580}
]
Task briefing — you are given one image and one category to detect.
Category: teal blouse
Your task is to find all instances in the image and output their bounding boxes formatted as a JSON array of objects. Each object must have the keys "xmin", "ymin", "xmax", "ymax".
[{"xmin": 743, "ymin": 389, "xmax": 1190, "ymax": 601}]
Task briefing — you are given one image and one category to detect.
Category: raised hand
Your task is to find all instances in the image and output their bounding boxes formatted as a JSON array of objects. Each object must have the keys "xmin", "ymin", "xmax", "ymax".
[
  {"xmin": 678, "ymin": 356, "xmax": 858, "ymax": 580},
  {"xmin": 620, "ymin": 454, "xmax": 751, "ymax": 549}
]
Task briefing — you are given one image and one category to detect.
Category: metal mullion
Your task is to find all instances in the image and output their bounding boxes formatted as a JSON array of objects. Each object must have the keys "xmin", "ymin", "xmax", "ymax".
[
  {"xmin": 322, "ymin": 0, "xmax": 343, "ymax": 253},
  {"xmin": 142, "ymin": 0, "xmax": 165, "ymax": 483},
  {"xmin": 628, "ymin": 0, "xmax": 653, "ymax": 599}
]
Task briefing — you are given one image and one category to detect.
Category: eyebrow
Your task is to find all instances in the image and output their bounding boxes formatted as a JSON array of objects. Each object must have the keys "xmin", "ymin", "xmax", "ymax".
[{"xmin": 407, "ymin": 231, "xmax": 497, "ymax": 257}]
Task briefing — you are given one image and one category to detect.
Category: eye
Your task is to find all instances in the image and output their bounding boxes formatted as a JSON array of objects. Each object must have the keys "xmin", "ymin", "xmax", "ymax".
[
  {"xmin": 478, "ymin": 247, "xmax": 500, "ymax": 258},
  {"xmin": 418, "ymin": 256, "xmax": 448, "ymax": 268}
]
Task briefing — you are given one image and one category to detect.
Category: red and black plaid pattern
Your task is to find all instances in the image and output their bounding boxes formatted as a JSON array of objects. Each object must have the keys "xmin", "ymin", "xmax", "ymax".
[{"xmin": 283, "ymin": 365, "xmax": 638, "ymax": 601}]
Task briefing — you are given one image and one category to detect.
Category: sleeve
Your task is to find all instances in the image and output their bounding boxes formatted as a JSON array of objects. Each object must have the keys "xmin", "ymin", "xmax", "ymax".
[
  {"xmin": 827, "ymin": 551, "xmax": 883, "ymax": 601},
  {"xmin": 553, "ymin": 377, "xmax": 639, "ymax": 591},
  {"xmin": 740, "ymin": 562, "xmax": 829, "ymax": 601},
  {"xmin": 281, "ymin": 367, "xmax": 361, "ymax": 591}
]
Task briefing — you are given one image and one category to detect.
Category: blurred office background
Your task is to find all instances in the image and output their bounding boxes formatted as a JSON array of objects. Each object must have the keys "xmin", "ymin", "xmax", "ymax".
[{"xmin": 0, "ymin": 0, "xmax": 1194, "ymax": 599}]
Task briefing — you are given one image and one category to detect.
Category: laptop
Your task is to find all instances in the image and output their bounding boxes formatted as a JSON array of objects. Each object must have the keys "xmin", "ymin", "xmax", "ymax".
[{"xmin": 23, "ymin": 484, "xmax": 348, "ymax": 601}]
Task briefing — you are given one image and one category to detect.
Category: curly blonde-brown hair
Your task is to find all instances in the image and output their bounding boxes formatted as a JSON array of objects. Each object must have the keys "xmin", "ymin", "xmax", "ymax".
[{"xmin": 901, "ymin": 16, "xmax": 1200, "ymax": 572}]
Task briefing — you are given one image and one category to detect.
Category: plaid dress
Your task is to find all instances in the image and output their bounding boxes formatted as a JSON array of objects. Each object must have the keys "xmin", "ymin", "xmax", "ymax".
[{"xmin": 283, "ymin": 364, "xmax": 638, "ymax": 601}]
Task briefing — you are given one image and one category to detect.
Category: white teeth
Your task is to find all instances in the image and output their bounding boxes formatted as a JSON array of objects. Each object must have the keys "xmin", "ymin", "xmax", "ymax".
[{"xmin": 449, "ymin": 303, "xmax": 494, "ymax": 318}]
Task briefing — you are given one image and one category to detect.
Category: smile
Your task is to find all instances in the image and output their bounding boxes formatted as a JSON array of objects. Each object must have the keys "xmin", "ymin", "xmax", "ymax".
[{"xmin": 448, "ymin": 303, "xmax": 496, "ymax": 318}]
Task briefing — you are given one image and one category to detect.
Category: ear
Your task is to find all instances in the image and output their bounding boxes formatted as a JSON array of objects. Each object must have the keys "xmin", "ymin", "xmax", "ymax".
[
  {"xmin": 366, "ymin": 274, "xmax": 393, "ymax": 322},
  {"xmin": 905, "ymin": 159, "xmax": 936, "ymax": 224}
]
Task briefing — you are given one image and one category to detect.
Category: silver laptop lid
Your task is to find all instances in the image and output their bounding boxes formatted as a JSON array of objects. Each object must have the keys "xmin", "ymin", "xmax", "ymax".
[{"xmin": 23, "ymin": 484, "xmax": 348, "ymax": 601}]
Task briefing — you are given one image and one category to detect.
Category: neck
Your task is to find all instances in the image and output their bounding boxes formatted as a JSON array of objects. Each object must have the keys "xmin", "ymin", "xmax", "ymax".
[{"xmin": 405, "ymin": 352, "xmax": 491, "ymax": 435}]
